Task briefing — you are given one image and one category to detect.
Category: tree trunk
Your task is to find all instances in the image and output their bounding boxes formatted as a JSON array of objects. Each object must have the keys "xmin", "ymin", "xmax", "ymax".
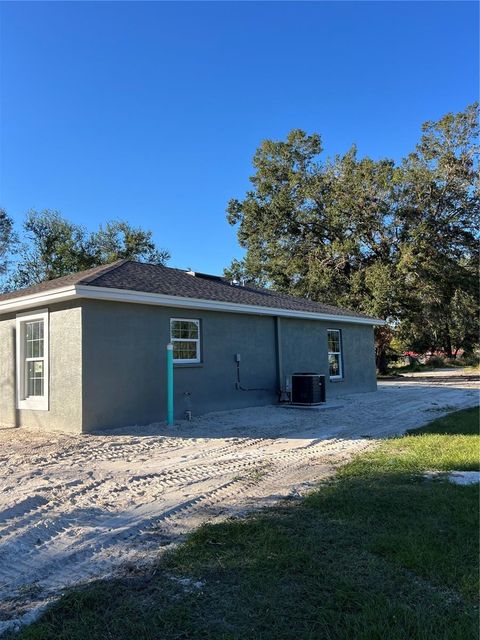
[
  {"xmin": 444, "ymin": 326, "xmax": 453, "ymax": 359},
  {"xmin": 376, "ymin": 348, "xmax": 389, "ymax": 375},
  {"xmin": 374, "ymin": 325, "xmax": 392, "ymax": 375}
]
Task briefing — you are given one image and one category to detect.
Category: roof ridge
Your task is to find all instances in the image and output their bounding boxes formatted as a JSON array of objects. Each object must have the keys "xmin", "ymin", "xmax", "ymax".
[{"xmin": 78, "ymin": 259, "xmax": 130, "ymax": 284}]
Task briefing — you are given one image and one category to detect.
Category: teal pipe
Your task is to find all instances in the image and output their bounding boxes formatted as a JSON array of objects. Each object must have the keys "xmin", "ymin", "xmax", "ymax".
[{"xmin": 166, "ymin": 343, "xmax": 174, "ymax": 425}]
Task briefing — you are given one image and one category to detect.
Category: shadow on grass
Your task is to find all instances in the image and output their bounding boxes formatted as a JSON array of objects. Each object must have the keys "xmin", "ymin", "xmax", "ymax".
[
  {"xmin": 12, "ymin": 467, "xmax": 479, "ymax": 640},
  {"xmin": 406, "ymin": 406, "xmax": 479, "ymax": 436}
]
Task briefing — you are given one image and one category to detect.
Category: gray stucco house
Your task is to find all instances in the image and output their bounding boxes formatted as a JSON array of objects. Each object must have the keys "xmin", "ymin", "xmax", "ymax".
[{"xmin": 0, "ymin": 260, "xmax": 383, "ymax": 433}]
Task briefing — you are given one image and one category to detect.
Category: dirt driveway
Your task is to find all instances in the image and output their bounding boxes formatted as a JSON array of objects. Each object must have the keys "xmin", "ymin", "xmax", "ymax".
[{"xmin": 0, "ymin": 379, "xmax": 478, "ymax": 632}]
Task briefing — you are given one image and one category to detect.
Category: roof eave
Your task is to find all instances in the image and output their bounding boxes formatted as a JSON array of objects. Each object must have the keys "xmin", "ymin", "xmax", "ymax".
[
  {"xmin": 76, "ymin": 285, "xmax": 385, "ymax": 325},
  {"xmin": 0, "ymin": 284, "xmax": 385, "ymax": 325},
  {"xmin": 0, "ymin": 285, "xmax": 78, "ymax": 315}
]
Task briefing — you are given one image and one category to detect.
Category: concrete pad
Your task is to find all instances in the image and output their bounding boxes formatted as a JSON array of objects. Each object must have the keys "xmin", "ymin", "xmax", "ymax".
[
  {"xmin": 448, "ymin": 471, "xmax": 480, "ymax": 485},
  {"xmin": 424, "ymin": 471, "xmax": 480, "ymax": 485}
]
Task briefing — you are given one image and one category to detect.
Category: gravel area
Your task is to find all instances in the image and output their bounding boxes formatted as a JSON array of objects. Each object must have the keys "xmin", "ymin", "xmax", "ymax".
[{"xmin": 0, "ymin": 378, "xmax": 478, "ymax": 633}]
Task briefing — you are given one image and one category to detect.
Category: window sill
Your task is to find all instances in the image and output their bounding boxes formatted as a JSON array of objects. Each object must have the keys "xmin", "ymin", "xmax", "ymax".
[
  {"xmin": 174, "ymin": 363, "xmax": 204, "ymax": 369},
  {"xmin": 329, "ymin": 377, "xmax": 344, "ymax": 382},
  {"xmin": 17, "ymin": 399, "xmax": 49, "ymax": 411}
]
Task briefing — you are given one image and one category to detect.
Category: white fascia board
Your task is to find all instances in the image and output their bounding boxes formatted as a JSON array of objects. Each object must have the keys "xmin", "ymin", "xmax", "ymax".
[
  {"xmin": 0, "ymin": 286, "xmax": 77, "ymax": 315},
  {"xmin": 74, "ymin": 284, "xmax": 385, "ymax": 325},
  {"xmin": 0, "ymin": 283, "xmax": 385, "ymax": 325}
]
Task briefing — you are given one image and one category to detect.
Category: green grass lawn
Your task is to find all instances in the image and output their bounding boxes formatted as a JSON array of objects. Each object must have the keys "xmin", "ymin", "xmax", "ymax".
[{"xmin": 13, "ymin": 407, "xmax": 480, "ymax": 640}]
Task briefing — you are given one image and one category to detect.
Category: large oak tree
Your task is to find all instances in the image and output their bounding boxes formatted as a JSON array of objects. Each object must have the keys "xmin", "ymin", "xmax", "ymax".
[{"xmin": 226, "ymin": 104, "xmax": 479, "ymax": 368}]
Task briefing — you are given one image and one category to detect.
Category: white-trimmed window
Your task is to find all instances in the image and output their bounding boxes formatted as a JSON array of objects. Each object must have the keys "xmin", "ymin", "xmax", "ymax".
[
  {"xmin": 170, "ymin": 318, "xmax": 201, "ymax": 364},
  {"xmin": 328, "ymin": 329, "xmax": 343, "ymax": 380},
  {"xmin": 16, "ymin": 309, "xmax": 49, "ymax": 410}
]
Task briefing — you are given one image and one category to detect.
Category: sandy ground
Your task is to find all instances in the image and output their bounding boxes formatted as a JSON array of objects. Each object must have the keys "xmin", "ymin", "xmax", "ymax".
[{"xmin": 0, "ymin": 379, "xmax": 478, "ymax": 633}]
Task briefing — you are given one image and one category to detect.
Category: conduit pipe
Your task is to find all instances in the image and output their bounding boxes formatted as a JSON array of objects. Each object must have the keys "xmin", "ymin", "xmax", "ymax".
[{"xmin": 166, "ymin": 343, "xmax": 174, "ymax": 425}]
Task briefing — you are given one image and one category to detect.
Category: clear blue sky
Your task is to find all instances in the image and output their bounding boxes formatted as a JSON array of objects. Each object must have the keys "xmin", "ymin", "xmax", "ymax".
[{"xmin": 0, "ymin": 1, "xmax": 478, "ymax": 274}]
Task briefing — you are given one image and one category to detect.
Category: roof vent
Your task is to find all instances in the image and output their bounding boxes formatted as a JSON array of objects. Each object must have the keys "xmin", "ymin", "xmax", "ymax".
[
  {"xmin": 186, "ymin": 270, "xmax": 224, "ymax": 282},
  {"xmin": 230, "ymin": 277, "xmax": 248, "ymax": 287}
]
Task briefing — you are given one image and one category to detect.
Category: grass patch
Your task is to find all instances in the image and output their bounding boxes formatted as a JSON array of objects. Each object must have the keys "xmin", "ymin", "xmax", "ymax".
[
  {"xmin": 13, "ymin": 407, "xmax": 480, "ymax": 640},
  {"xmin": 408, "ymin": 406, "xmax": 479, "ymax": 435}
]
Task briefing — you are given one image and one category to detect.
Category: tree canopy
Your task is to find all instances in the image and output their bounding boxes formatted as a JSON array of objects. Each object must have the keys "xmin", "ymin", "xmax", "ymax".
[
  {"xmin": 1, "ymin": 211, "xmax": 170, "ymax": 291},
  {"xmin": 226, "ymin": 104, "xmax": 479, "ymax": 365},
  {"xmin": 0, "ymin": 209, "xmax": 15, "ymax": 279}
]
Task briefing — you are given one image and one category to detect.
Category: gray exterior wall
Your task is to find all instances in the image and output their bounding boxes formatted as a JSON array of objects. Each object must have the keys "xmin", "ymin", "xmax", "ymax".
[
  {"xmin": 81, "ymin": 300, "xmax": 279, "ymax": 432},
  {"xmin": 0, "ymin": 298, "xmax": 377, "ymax": 434},
  {"xmin": 0, "ymin": 302, "xmax": 83, "ymax": 433},
  {"xmin": 81, "ymin": 300, "xmax": 377, "ymax": 432},
  {"xmin": 279, "ymin": 317, "xmax": 377, "ymax": 398}
]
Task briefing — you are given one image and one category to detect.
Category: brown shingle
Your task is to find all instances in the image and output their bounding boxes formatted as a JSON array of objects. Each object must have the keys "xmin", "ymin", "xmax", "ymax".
[
  {"xmin": 0, "ymin": 260, "xmax": 128, "ymax": 302},
  {"xmin": 0, "ymin": 260, "xmax": 377, "ymax": 320}
]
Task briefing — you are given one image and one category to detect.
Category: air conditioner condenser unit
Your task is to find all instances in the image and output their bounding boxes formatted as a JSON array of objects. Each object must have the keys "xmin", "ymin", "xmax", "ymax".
[{"xmin": 291, "ymin": 373, "xmax": 326, "ymax": 405}]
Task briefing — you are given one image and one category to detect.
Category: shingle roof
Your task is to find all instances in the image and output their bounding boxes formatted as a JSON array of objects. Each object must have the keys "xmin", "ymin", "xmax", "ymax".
[
  {"xmin": 0, "ymin": 260, "xmax": 127, "ymax": 302},
  {"xmin": 0, "ymin": 260, "xmax": 378, "ymax": 321}
]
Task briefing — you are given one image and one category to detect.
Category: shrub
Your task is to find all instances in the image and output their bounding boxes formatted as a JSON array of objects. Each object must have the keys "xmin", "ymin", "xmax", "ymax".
[
  {"xmin": 464, "ymin": 353, "xmax": 480, "ymax": 367},
  {"xmin": 444, "ymin": 354, "xmax": 480, "ymax": 368},
  {"xmin": 425, "ymin": 355, "xmax": 446, "ymax": 368},
  {"xmin": 444, "ymin": 357, "xmax": 465, "ymax": 367}
]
